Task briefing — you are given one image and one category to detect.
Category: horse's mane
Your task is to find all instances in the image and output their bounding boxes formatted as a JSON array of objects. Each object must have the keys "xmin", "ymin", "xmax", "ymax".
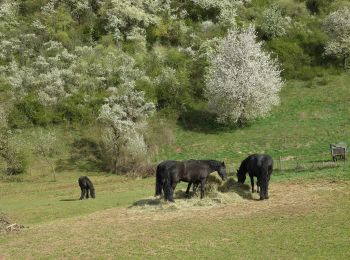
[
  {"xmin": 238, "ymin": 156, "xmax": 251, "ymax": 172},
  {"xmin": 200, "ymin": 160, "xmax": 223, "ymax": 170}
]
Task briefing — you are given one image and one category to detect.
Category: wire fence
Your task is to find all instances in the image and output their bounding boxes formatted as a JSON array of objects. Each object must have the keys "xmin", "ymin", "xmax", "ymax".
[{"xmin": 274, "ymin": 156, "xmax": 345, "ymax": 173}]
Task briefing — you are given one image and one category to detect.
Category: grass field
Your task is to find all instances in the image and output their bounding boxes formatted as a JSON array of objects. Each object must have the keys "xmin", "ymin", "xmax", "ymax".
[{"xmin": 1, "ymin": 73, "xmax": 350, "ymax": 258}]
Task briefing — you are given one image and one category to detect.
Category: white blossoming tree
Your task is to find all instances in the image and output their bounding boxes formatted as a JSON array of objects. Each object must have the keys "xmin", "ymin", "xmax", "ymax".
[
  {"xmin": 205, "ymin": 25, "xmax": 283, "ymax": 125},
  {"xmin": 97, "ymin": 85, "xmax": 155, "ymax": 173},
  {"xmin": 101, "ymin": 0, "xmax": 162, "ymax": 42},
  {"xmin": 323, "ymin": 7, "xmax": 350, "ymax": 69},
  {"xmin": 260, "ymin": 3, "xmax": 290, "ymax": 39}
]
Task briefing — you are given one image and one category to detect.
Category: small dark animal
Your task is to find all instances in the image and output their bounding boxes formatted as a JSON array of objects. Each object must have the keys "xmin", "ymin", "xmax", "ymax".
[
  {"xmin": 155, "ymin": 159, "xmax": 227, "ymax": 202},
  {"xmin": 78, "ymin": 176, "xmax": 95, "ymax": 200},
  {"xmin": 237, "ymin": 154, "xmax": 273, "ymax": 200}
]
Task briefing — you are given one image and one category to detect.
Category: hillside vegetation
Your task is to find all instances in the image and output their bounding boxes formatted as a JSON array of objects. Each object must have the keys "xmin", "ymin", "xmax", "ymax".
[{"xmin": 0, "ymin": 0, "xmax": 349, "ymax": 175}]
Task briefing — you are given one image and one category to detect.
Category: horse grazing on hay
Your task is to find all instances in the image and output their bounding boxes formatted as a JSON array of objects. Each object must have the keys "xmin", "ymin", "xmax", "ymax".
[
  {"xmin": 78, "ymin": 176, "xmax": 95, "ymax": 200},
  {"xmin": 155, "ymin": 160, "xmax": 227, "ymax": 202},
  {"xmin": 237, "ymin": 154, "xmax": 273, "ymax": 200}
]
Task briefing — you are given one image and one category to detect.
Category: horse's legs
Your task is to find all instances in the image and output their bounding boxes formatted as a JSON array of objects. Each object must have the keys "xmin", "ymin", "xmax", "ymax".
[
  {"xmin": 171, "ymin": 182, "xmax": 177, "ymax": 195},
  {"xmin": 79, "ymin": 188, "xmax": 85, "ymax": 200},
  {"xmin": 185, "ymin": 182, "xmax": 192, "ymax": 195},
  {"xmin": 85, "ymin": 188, "xmax": 89, "ymax": 199},
  {"xmin": 200, "ymin": 179, "xmax": 205, "ymax": 199},
  {"xmin": 256, "ymin": 179, "xmax": 260, "ymax": 193},
  {"xmin": 193, "ymin": 183, "xmax": 199, "ymax": 196},
  {"xmin": 264, "ymin": 179, "xmax": 269, "ymax": 200},
  {"xmin": 250, "ymin": 175, "xmax": 255, "ymax": 193},
  {"xmin": 259, "ymin": 169, "xmax": 269, "ymax": 200},
  {"xmin": 164, "ymin": 180, "xmax": 175, "ymax": 202}
]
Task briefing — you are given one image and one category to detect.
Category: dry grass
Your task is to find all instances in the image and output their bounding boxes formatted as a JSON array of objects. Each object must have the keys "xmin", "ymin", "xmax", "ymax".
[{"xmin": 0, "ymin": 180, "xmax": 349, "ymax": 259}]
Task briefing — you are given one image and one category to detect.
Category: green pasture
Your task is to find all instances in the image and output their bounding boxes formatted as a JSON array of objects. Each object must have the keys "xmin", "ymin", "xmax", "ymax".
[{"xmin": 1, "ymin": 73, "xmax": 350, "ymax": 258}]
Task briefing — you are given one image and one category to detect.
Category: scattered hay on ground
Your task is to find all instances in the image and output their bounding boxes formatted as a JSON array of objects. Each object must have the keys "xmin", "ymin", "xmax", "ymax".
[
  {"xmin": 0, "ymin": 212, "xmax": 26, "ymax": 234},
  {"xmin": 129, "ymin": 177, "xmax": 258, "ymax": 212}
]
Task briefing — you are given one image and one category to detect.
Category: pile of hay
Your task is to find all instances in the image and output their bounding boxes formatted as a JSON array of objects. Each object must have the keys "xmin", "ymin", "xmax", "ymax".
[{"xmin": 130, "ymin": 176, "xmax": 257, "ymax": 212}]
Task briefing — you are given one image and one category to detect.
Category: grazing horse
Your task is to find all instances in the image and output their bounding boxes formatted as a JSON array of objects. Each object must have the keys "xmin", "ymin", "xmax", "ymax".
[
  {"xmin": 78, "ymin": 176, "xmax": 95, "ymax": 200},
  {"xmin": 155, "ymin": 160, "xmax": 227, "ymax": 202},
  {"xmin": 237, "ymin": 154, "xmax": 273, "ymax": 200}
]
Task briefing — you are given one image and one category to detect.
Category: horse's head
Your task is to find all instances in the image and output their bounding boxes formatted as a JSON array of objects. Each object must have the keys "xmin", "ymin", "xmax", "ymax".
[
  {"xmin": 90, "ymin": 188, "xmax": 96, "ymax": 199},
  {"xmin": 218, "ymin": 161, "xmax": 227, "ymax": 181},
  {"xmin": 236, "ymin": 168, "xmax": 246, "ymax": 184}
]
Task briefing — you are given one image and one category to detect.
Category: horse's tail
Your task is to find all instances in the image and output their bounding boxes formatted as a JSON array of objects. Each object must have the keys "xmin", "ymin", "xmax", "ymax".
[{"xmin": 155, "ymin": 165, "xmax": 163, "ymax": 197}]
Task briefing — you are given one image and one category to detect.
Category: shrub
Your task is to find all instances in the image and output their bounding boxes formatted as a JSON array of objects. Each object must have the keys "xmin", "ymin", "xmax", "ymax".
[
  {"xmin": 259, "ymin": 3, "xmax": 290, "ymax": 39},
  {"xmin": 306, "ymin": 0, "xmax": 329, "ymax": 14},
  {"xmin": 266, "ymin": 38, "xmax": 312, "ymax": 79},
  {"xmin": 97, "ymin": 85, "xmax": 155, "ymax": 173},
  {"xmin": 0, "ymin": 109, "xmax": 28, "ymax": 175}
]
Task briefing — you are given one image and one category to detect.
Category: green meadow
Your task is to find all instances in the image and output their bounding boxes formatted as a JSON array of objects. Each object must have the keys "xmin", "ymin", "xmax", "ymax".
[{"xmin": 1, "ymin": 73, "xmax": 350, "ymax": 258}]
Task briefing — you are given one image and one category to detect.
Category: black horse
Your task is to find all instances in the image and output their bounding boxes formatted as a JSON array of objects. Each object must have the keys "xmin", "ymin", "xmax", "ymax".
[
  {"xmin": 236, "ymin": 154, "xmax": 273, "ymax": 200},
  {"xmin": 78, "ymin": 176, "xmax": 95, "ymax": 200},
  {"xmin": 155, "ymin": 159, "xmax": 227, "ymax": 202}
]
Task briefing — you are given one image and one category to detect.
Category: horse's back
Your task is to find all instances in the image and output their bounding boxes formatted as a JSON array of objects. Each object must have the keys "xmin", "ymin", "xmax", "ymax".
[
  {"xmin": 256, "ymin": 154, "xmax": 273, "ymax": 168},
  {"xmin": 247, "ymin": 154, "xmax": 273, "ymax": 172},
  {"xmin": 157, "ymin": 160, "xmax": 182, "ymax": 173}
]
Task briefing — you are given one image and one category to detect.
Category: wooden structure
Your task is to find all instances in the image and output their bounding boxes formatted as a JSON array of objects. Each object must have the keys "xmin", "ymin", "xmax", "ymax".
[{"xmin": 330, "ymin": 143, "xmax": 347, "ymax": 162}]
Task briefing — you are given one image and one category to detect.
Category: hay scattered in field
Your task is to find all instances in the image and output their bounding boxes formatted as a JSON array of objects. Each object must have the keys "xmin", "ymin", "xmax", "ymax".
[
  {"xmin": 130, "ymin": 177, "xmax": 258, "ymax": 212},
  {"xmin": 0, "ymin": 212, "xmax": 26, "ymax": 234},
  {"xmin": 0, "ymin": 212, "xmax": 11, "ymax": 234}
]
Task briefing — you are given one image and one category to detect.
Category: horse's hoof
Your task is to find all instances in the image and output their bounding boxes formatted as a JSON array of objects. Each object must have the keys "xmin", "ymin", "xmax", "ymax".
[
  {"xmin": 259, "ymin": 197, "xmax": 264, "ymax": 200},
  {"xmin": 265, "ymin": 196, "xmax": 269, "ymax": 200}
]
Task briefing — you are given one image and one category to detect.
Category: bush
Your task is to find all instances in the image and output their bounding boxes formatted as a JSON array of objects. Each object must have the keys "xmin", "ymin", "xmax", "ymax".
[
  {"xmin": 266, "ymin": 38, "xmax": 311, "ymax": 79},
  {"xmin": 306, "ymin": 0, "xmax": 330, "ymax": 14},
  {"xmin": 7, "ymin": 94, "xmax": 59, "ymax": 128},
  {"xmin": 0, "ymin": 131, "xmax": 29, "ymax": 175},
  {"xmin": 56, "ymin": 92, "xmax": 104, "ymax": 124},
  {"xmin": 3, "ymin": 149, "xmax": 28, "ymax": 175}
]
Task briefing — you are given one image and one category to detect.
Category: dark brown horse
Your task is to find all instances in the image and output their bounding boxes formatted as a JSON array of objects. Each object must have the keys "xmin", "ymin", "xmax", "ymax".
[
  {"xmin": 237, "ymin": 154, "xmax": 273, "ymax": 200},
  {"xmin": 155, "ymin": 160, "xmax": 227, "ymax": 202}
]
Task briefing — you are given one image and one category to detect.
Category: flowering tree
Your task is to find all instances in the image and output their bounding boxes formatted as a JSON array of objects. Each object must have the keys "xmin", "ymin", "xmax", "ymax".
[
  {"xmin": 101, "ymin": 0, "xmax": 163, "ymax": 42},
  {"xmin": 323, "ymin": 7, "xmax": 350, "ymax": 68},
  {"xmin": 260, "ymin": 3, "xmax": 290, "ymax": 39},
  {"xmin": 97, "ymin": 85, "xmax": 155, "ymax": 173},
  {"xmin": 205, "ymin": 25, "xmax": 283, "ymax": 125}
]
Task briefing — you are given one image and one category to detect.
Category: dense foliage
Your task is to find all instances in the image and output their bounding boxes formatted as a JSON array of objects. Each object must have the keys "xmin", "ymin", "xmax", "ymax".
[{"xmin": 0, "ymin": 0, "xmax": 348, "ymax": 174}]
